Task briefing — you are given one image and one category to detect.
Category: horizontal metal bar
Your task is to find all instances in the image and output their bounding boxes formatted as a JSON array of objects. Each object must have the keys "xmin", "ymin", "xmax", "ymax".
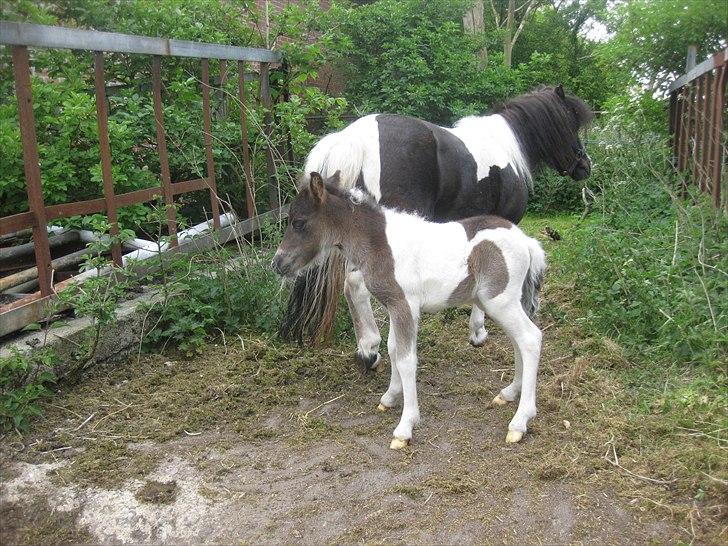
[
  {"xmin": 171, "ymin": 178, "xmax": 209, "ymax": 195},
  {"xmin": 0, "ymin": 21, "xmax": 282, "ymax": 63},
  {"xmin": 0, "ymin": 211, "xmax": 34, "ymax": 236},
  {"xmin": 115, "ymin": 186, "xmax": 163, "ymax": 208},
  {"xmin": 0, "ymin": 205, "xmax": 289, "ymax": 337},
  {"xmin": 669, "ymin": 48, "xmax": 728, "ymax": 92},
  {"xmin": 46, "ymin": 197, "xmax": 106, "ymax": 221}
]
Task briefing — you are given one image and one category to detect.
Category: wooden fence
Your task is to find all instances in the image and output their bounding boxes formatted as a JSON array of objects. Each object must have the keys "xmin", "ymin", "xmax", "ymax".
[
  {"xmin": 669, "ymin": 48, "xmax": 727, "ymax": 211},
  {"xmin": 0, "ymin": 22, "xmax": 283, "ymax": 335}
]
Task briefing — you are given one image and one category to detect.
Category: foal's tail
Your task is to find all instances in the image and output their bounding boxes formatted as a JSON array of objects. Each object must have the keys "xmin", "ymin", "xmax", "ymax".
[
  {"xmin": 281, "ymin": 122, "xmax": 370, "ymax": 343},
  {"xmin": 521, "ymin": 237, "xmax": 547, "ymax": 319}
]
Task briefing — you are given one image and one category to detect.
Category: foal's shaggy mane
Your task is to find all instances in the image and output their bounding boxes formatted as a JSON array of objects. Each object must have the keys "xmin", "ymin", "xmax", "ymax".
[
  {"xmin": 325, "ymin": 183, "xmax": 379, "ymax": 210},
  {"xmin": 493, "ymin": 86, "xmax": 594, "ymax": 173}
]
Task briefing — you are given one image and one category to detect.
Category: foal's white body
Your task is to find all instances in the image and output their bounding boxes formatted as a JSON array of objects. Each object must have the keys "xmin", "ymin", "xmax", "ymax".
[{"xmin": 368, "ymin": 208, "xmax": 545, "ymax": 447}]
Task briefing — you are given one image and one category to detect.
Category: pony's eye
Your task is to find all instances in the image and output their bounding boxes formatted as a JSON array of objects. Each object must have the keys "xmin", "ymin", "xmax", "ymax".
[{"xmin": 292, "ymin": 219, "xmax": 306, "ymax": 231}]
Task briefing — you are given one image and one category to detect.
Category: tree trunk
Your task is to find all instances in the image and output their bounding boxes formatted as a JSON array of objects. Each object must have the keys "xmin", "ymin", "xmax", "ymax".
[
  {"xmin": 463, "ymin": 0, "xmax": 488, "ymax": 68},
  {"xmin": 504, "ymin": 0, "xmax": 514, "ymax": 68}
]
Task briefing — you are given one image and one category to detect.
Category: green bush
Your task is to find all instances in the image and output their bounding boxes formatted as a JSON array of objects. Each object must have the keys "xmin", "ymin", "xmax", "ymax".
[
  {"xmin": 559, "ymin": 123, "xmax": 727, "ymax": 371},
  {"xmin": 0, "ymin": 349, "xmax": 56, "ymax": 432}
]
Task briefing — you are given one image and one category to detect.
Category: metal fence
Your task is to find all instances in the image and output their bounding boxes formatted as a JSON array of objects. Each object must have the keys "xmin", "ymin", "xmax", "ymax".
[
  {"xmin": 669, "ymin": 48, "xmax": 727, "ymax": 211},
  {"xmin": 0, "ymin": 22, "xmax": 284, "ymax": 335}
]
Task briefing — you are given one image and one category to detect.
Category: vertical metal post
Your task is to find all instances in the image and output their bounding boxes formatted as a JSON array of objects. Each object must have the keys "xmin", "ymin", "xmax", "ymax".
[
  {"xmin": 692, "ymin": 75, "xmax": 704, "ymax": 191},
  {"xmin": 702, "ymin": 72, "xmax": 714, "ymax": 197},
  {"xmin": 93, "ymin": 51, "xmax": 123, "ymax": 266},
  {"xmin": 151, "ymin": 56, "xmax": 177, "ymax": 245},
  {"xmin": 259, "ymin": 62, "xmax": 277, "ymax": 211},
  {"xmin": 711, "ymin": 65, "xmax": 726, "ymax": 210},
  {"xmin": 238, "ymin": 61, "xmax": 256, "ymax": 218},
  {"xmin": 12, "ymin": 45, "xmax": 53, "ymax": 296},
  {"xmin": 669, "ymin": 91, "xmax": 678, "ymax": 164},
  {"xmin": 201, "ymin": 59, "xmax": 221, "ymax": 229},
  {"xmin": 677, "ymin": 88, "xmax": 687, "ymax": 171}
]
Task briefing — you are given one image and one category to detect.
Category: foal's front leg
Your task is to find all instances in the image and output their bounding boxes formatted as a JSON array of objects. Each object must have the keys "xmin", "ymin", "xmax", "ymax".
[
  {"xmin": 385, "ymin": 303, "xmax": 421, "ymax": 450},
  {"xmin": 344, "ymin": 270, "xmax": 382, "ymax": 370}
]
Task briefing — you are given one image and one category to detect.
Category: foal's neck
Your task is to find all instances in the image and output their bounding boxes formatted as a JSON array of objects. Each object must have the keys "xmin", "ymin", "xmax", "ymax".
[{"xmin": 326, "ymin": 195, "xmax": 391, "ymax": 270}]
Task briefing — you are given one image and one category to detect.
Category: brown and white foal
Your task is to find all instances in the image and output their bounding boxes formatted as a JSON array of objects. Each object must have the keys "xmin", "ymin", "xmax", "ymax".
[{"xmin": 273, "ymin": 169, "xmax": 546, "ymax": 449}]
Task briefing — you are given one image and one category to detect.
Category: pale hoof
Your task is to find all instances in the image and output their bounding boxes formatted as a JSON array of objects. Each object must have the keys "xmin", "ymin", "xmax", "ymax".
[
  {"xmin": 377, "ymin": 403, "xmax": 390, "ymax": 412},
  {"xmin": 469, "ymin": 330, "xmax": 488, "ymax": 347},
  {"xmin": 390, "ymin": 437, "xmax": 409, "ymax": 450},
  {"xmin": 491, "ymin": 394, "xmax": 509, "ymax": 407},
  {"xmin": 505, "ymin": 430, "xmax": 524, "ymax": 443}
]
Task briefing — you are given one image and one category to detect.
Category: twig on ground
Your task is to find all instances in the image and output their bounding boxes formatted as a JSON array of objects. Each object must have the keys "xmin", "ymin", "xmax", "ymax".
[
  {"xmin": 299, "ymin": 393, "xmax": 346, "ymax": 422},
  {"xmin": 603, "ymin": 435, "xmax": 675, "ymax": 486},
  {"xmin": 74, "ymin": 412, "xmax": 96, "ymax": 431}
]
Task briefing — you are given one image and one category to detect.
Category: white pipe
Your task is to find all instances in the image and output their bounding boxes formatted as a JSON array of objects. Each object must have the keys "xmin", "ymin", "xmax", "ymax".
[{"xmin": 71, "ymin": 212, "xmax": 237, "ymax": 282}]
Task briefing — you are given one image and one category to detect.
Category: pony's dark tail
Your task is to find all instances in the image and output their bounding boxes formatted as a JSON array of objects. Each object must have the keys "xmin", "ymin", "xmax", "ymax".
[
  {"xmin": 521, "ymin": 237, "xmax": 547, "ymax": 319},
  {"xmin": 280, "ymin": 252, "xmax": 346, "ymax": 345}
]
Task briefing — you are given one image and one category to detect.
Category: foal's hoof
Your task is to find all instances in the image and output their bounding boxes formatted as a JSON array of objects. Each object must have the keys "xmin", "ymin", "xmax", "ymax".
[
  {"xmin": 505, "ymin": 430, "xmax": 524, "ymax": 443},
  {"xmin": 377, "ymin": 403, "xmax": 390, "ymax": 412},
  {"xmin": 355, "ymin": 351, "xmax": 381, "ymax": 373},
  {"xmin": 390, "ymin": 437, "xmax": 409, "ymax": 450},
  {"xmin": 469, "ymin": 330, "xmax": 489, "ymax": 347},
  {"xmin": 491, "ymin": 394, "xmax": 509, "ymax": 407}
]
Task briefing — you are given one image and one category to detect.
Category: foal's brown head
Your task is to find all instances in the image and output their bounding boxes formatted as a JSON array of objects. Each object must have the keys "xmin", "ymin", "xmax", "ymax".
[{"xmin": 272, "ymin": 171, "xmax": 341, "ymax": 278}]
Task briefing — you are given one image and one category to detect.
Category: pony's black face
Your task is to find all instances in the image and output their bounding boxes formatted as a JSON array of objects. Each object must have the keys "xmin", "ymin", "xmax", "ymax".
[
  {"xmin": 557, "ymin": 88, "xmax": 591, "ymax": 181},
  {"xmin": 272, "ymin": 172, "xmax": 338, "ymax": 278}
]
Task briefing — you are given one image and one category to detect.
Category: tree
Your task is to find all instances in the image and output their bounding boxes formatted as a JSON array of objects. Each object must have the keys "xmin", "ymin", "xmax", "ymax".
[
  {"xmin": 487, "ymin": 0, "xmax": 543, "ymax": 68},
  {"xmin": 601, "ymin": 0, "xmax": 727, "ymax": 93}
]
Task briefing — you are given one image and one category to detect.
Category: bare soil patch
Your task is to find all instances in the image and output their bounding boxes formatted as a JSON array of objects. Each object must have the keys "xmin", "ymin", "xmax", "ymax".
[{"xmin": 1, "ymin": 299, "xmax": 724, "ymax": 544}]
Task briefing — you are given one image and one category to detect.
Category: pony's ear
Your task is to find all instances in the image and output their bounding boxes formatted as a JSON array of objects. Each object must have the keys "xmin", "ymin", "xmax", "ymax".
[
  {"xmin": 555, "ymin": 84, "xmax": 566, "ymax": 100},
  {"xmin": 309, "ymin": 171, "xmax": 326, "ymax": 204},
  {"xmin": 328, "ymin": 170, "xmax": 341, "ymax": 187}
]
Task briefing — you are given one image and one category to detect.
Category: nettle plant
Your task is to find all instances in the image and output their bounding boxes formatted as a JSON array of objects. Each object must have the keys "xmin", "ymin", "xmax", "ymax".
[
  {"xmin": 0, "ymin": 348, "xmax": 56, "ymax": 432},
  {"xmin": 55, "ymin": 216, "xmax": 136, "ymax": 375}
]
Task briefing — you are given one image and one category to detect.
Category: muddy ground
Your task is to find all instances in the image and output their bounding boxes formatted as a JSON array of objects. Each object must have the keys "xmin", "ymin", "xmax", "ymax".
[{"xmin": 1, "ymin": 249, "xmax": 726, "ymax": 544}]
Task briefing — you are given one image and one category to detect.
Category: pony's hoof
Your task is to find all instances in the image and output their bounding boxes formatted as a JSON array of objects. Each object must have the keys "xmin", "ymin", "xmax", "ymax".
[
  {"xmin": 505, "ymin": 430, "xmax": 524, "ymax": 443},
  {"xmin": 491, "ymin": 394, "xmax": 509, "ymax": 407},
  {"xmin": 356, "ymin": 351, "xmax": 381, "ymax": 373},
  {"xmin": 390, "ymin": 437, "xmax": 409, "ymax": 450},
  {"xmin": 469, "ymin": 330, "xmax": 488, "ymax": 347},
  {"xmin": 377, "ymin": 403, "xmax": 390, "ymax": 412}
]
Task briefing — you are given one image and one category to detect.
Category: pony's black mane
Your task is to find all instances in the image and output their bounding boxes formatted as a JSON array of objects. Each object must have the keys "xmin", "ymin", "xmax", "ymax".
[{"xmin": 493, "ymin": 86, "xmax": 593, "ymax": 174}]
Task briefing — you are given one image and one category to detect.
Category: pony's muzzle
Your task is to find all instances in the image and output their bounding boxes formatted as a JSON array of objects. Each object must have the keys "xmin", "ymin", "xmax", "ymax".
[{"xmin": 271, "ymin": 253, "xmax": 291, "ymax": 277}]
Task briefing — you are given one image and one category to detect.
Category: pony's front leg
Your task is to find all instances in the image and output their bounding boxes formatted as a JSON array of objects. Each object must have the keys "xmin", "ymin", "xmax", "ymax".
[
  {"xmin": 387, "ymin": 304, "xmax": 420, "ymax": 450},
  {"xmin": 344, "ymin": 270, "xmax": 381, "ymax": 371},
  {"xmin": 469, "ymin": 305, "xmax": 489, "ymax": 347}
]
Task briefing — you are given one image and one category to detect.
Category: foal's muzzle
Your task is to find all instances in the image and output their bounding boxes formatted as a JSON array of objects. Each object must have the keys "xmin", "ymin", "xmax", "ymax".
[{"xmin": 271, "ymin": 253, "xmax": 291, "ymax": 277}]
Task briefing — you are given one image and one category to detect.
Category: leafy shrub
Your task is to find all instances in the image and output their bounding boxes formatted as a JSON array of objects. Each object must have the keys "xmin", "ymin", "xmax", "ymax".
[
  {"xmin": 0, "ymin": 349, "xmax": 56, "ymax": 432},
  {"xmin": 559, "ymin": 123, "xmax": 727, "ymax": 371},
  {"xmin": 144, "ymin": 231, "xmax": 288, "ymax": 355}
]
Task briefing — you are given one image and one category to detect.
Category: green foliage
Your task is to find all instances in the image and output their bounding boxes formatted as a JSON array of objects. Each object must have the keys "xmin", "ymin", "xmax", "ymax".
[
  {"xmin": 144, "ymin": 239, "xmax": 287, "ymax": 356},
  {"xmin": 337, "ymin": 0, "xmax": 525, "ymax": 123},
  {"xmin": 0, "ymin": 349, "xmax": 56, "ymax": 432},
  {"xmin": 558, "ymin": 123, "xmax": 728, "ymax": 371},
  {"xmin": 601, "ymin": 0, "xmax": 727, "ymax": 93},
  {"xmin": 0, "ymin": 0, "xmax": 346, "ymax": 230}
]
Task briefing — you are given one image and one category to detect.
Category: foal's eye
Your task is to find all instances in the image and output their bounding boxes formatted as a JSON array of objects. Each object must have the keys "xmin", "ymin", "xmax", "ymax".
[{"xmin": 292, "ymin": 219, "xmax": 306, "ymax": 231}]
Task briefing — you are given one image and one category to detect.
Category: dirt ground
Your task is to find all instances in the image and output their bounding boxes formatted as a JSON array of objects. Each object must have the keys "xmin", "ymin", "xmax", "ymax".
[{"xmin": 1, "ymin": 292, "xmax": 725, "ymax": 544}]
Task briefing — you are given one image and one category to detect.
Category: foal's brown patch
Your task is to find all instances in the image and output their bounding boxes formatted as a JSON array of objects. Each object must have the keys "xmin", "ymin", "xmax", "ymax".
[
  {"xmin": 448, "ymin": 239, "xmax": 509, "ymax": 305},
  {"xmin": 458, "ymin": 215, "xmax": 512, "ymax": 240}
]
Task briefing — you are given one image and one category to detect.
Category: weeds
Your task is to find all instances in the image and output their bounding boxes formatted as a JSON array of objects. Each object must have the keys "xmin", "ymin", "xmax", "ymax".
[{"xmin": 0, "ymin": 348, "xmax": 56, "ymax": 432}]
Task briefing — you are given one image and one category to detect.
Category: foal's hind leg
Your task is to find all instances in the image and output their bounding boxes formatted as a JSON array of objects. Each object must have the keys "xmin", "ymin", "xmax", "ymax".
[
  {"xmin": 344, "ymin": 270, "xmax": 381, "ymax": 370},
  {"xmin": 469, "ymin": 306, "xmax": 489, "ymax": 347},
  {"xmin": 483, "ymin": 298, "xmax": 542, "ymax": 443}
]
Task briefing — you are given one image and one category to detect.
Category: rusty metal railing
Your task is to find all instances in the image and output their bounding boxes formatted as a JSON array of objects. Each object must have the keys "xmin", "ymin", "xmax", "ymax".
[
  {"xmin": 0, "ymin": 22, "xmax": 283, "ymax": 335},
  {"xmin": 669, "ymin": 48, "xmax": 727, "ymax": 211}
]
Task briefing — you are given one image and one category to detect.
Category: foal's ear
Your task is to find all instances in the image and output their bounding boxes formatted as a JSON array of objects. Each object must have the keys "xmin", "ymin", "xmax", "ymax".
[
  {"xmin": 328, "ymin": 170, "xmax": 341, "ymax": 187},
  {"xmin": 555, "ymin": 84, "xmax": 566, "ymax": 100},
  {"xmin": 309, "ymin": 171, "xmax": 326, "ymax": 204}
]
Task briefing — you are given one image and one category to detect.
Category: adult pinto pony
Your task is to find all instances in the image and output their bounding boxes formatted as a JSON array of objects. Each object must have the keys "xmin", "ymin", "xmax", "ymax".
[{"xmin": 281, "ymin": 85, "xmax": 592, "ymax": 369}]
